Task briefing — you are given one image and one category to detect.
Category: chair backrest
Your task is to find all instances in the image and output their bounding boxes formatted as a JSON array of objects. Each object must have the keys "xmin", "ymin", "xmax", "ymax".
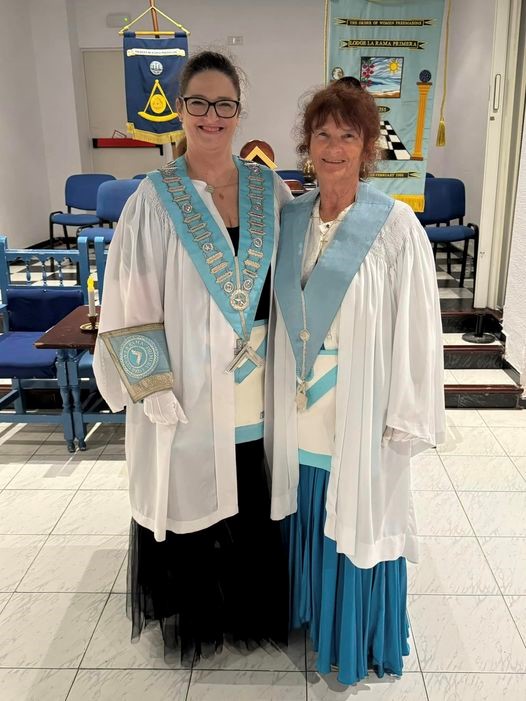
[
  {"xmin": 65, "ymin": 173, "xmax": 116, "ymax": 211},
  {"xmin": 283, "ymin": 179, "xmax": 304, "ymax": 192},
  {"xmin": 94, "ymin": 236, "xmax": 109, "ymax": 302},
  {"xmin": 0, "ymin": 236, "xmax": 88, "ymax": 332},
  {"xmin": 276, "ymin": 169, "xmax": 305, "ymax": 185},
  {"xmin": 240, "ymin": 140, "xmax": 275, "ymax": 162},
  {"xmin": 417, "ymin": 177, "xmax": 466, "ymax": 226},
  {"xmin": 133, "ymin": 173, "xmax": 147, "ymax": 179},
  {"xmin": 96, "ymin": 179, "xmax": 141, "ymax": 224},
  {"xmin": 7, "ymin": 287, "xmax": 84, "ymax": 332}
]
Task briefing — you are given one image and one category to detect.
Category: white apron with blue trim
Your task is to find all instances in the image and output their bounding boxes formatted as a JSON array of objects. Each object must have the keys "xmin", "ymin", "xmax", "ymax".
[
  {"xmin": 296, "ymin": 350, "xmax": 338, "ymax": 469},
  {"xmin": 234, "ymin": 320, "xmax": 267, "ymax": 442}
]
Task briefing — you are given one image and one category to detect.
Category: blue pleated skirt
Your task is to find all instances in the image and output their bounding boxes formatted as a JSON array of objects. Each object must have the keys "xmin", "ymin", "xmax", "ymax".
[{"xmin": 287, "ymin": 465, "xmax": 410, "ymax": 686}]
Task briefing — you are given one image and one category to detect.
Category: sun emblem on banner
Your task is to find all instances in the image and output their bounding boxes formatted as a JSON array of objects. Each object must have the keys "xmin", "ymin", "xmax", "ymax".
[{"xmin": 139, "ymin": 79, "xmax": 178, "ymax": 122}]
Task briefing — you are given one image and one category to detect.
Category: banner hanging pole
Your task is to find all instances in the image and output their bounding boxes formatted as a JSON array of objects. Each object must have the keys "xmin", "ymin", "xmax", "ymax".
[
  {"xmin": 119, "ymin": 3, "xmax": 190, "ymax": 36},
  {"xmin": 149, "ymin": 0, "xmax": 160, "ymax": 37}
]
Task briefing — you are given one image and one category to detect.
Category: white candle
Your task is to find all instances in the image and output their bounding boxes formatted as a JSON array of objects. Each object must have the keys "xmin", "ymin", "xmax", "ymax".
[{"xmin": 87, "ymin": 275, "xmax": 96, "ymax": 316}]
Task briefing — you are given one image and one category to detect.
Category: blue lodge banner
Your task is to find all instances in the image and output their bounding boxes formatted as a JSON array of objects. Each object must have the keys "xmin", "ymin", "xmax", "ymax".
[
  {"xmin": 326, "ymin": 0, "xmax": 445, "ymax": 211},
  {"xmin": 123, "ymin": 32, "xmax": 188, "ymax": 144}
]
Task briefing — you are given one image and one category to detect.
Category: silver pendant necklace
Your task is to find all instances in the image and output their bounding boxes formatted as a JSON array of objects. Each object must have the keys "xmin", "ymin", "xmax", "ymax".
[{"xmin": 204, "ymin": 173, "xmax": 238, "ymax": 195}]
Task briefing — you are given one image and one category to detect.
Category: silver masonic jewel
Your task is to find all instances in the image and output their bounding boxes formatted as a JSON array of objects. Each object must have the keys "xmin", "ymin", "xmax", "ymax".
[
  {"xmin": 295, "ymin": 381, "xmax": 308, "ymax": 412},
  {"xmin": 229, "ymin": 288, "xmax": 250, "ymax": 312},
  {"xmin": 226, "ymin": 340, "xmax": 264, "ymax": 373}
]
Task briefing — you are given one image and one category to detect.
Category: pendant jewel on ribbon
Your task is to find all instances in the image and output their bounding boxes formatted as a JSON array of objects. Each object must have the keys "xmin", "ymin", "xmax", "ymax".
[
  {"xmin": 161, "ymin": 161, "xmax": 266, "ymax": 314},
  {"xmin": 296, "ymin": 291, "xmax": 309, "ymax": 412},
  {"xmin": 225, "ymin": 338, "xmax": 264, "ymax": 373},
  {"xmin": 295, "ymin": 380, "xmax": 308, "ymax": 411},
  {"xmin": 160, "ymin": 160, "xmax": 268, "ymax": 374}
]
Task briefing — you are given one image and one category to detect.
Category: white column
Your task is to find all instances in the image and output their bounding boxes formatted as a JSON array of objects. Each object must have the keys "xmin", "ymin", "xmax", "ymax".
[{"xmin": 502, "ymin": 117, "xmax": 526, "ymax": 391}]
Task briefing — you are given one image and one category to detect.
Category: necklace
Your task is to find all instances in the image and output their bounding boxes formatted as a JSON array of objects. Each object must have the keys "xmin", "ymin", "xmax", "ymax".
[
  {"xmin": 311, "ymin": 200, "xmax": 352, "ymax": 265},
  {"xmin": 185, "ymin": 157, "xmax": 238, "ymax": 196},
  {"xmin": 204, "ymin": 173, "xmax": 238, "ymax": 195}
]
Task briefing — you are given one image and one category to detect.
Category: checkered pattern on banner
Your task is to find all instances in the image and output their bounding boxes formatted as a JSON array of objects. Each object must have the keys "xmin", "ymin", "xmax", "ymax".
[{"xmin": 378, "ymin": 121, "xmax": 411, "ymax": 161}]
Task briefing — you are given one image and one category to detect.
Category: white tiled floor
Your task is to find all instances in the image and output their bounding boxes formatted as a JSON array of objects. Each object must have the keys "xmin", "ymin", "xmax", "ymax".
[
  {"xmin": 442, "ymin": 333, "xmax": 501, "ymax": 347},
  {"xmin": 443, "ymin": 369, "xmax": 516, "ymax": 387},
  {"xmin": 1, "ymin": 414, "xmax": 526, "ymax": 700}
]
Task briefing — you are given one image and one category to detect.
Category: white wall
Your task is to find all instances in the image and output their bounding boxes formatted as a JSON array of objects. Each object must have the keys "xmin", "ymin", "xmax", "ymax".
[
  {"xmin": 29, "ymin": 0, "xmax": 86, "ymax": 214},
  {"xmin": 0, "ymin": 1, "xmax": 50, "ymax": 248},
  {"xmin": 427, "ymin": 0, "xmax": 495, "ymax": 226},
  {"xmin": 66, "ymin": 0, "xmax": 93, "ymax": 174},
  {"xmin": 74, "ymin": 0, "xmax": 325, "ymax": 168},
  {"xmin": 502, "ymin": 117, "xmax": 526, "ymax": 379}
]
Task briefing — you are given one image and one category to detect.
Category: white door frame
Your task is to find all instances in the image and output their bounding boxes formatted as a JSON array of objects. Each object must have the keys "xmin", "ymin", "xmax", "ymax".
[{"xmin": 474, "ymin": 0, "xmax": 524, "ymax": 310}]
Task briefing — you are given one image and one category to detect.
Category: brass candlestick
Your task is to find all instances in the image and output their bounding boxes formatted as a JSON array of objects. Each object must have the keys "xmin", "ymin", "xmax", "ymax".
[{"xmin": 80, "ymin": 312, "xmax": 99, "ymax": 332}]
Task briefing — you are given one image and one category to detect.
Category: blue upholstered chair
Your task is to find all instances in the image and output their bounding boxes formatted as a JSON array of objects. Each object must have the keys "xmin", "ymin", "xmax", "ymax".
[
  {"xmin": 68, "ymin": 237, "xmax": 123, "ymax": 450},
  {"xmin": 133, "ymin": 173, "xmax": 147, "ymax": 179},
  {"xmin": 0, "ymin": 236, "xmax": 89, "ymax": 451},
  {"xmin": 49, "ymin": 173, "xmax": 115, "ymax": 249},
  {"xmin": 79, "ymin": 179, "xmax": 141, "ymax": 245},
  {"xmin": 417, "ymin": 177, "xmax": 479, "ymax": 288},
  {"xmin": 276, "ymin": 169, "xmax": 305, "ymax": 184}
]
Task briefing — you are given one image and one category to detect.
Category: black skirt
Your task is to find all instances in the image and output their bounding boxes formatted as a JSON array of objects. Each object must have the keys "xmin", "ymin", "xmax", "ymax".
[{"xmin": 126, "ymin": 438, "xmax": 289, "ymax": 662}]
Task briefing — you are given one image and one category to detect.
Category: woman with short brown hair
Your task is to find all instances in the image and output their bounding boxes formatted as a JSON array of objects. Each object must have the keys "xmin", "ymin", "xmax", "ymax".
[{"xmin": 269, "ymin": 79, "xmax": 445, "ymax": 685}]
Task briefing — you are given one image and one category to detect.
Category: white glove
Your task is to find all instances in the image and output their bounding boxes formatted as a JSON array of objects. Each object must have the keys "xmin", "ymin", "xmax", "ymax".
[{"xmin": 143, "ymin": 390, "xmax": 188, "ymax": 426}]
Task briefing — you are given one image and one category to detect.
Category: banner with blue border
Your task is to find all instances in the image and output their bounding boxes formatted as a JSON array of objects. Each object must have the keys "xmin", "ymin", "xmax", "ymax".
[
  {"xmin": 123, "ymin": 32, "xmax": 188, "ymax": 144},
  {"xmin": 326, "ymin": 0, "xmax": 445, "ymax": 211}
]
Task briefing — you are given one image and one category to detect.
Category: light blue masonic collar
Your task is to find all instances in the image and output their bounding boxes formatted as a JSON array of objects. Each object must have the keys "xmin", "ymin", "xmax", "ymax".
[
  {"xmin": 274, "ymin": 181, "xmax": 394, "ymax": 378},
  {"xmin": 147, "ymin": 156, "xmax": 275, "ymax": 341}
]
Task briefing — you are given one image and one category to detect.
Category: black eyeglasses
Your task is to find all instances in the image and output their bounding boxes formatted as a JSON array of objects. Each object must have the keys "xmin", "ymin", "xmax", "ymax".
[
  {"xmin": 334, "ymin": 76, "xmax": 363, "ymax": 89},
  {"xmin": 181, "ymin": 96, "xmax": 240, "ymax": 119}
]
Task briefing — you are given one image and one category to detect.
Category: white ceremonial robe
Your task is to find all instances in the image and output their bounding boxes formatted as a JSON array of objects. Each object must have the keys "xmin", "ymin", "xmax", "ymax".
[
  {"xmin": 93, "ymin": 174, "xmax": 291, "ymax": 539},
  {"xmin": 268, "ymin": 188, "xmax": 446, "ymax": 569}
]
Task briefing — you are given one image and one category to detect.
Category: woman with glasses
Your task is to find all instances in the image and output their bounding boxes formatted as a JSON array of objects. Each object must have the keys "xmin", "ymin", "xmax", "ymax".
[
  {"xmin": 94, "ymin": 51, "xmax": 291, "ymax": 662},
  {"xmin": 268, "ymin": 79, "xmax": 445, "ymax": 685}
]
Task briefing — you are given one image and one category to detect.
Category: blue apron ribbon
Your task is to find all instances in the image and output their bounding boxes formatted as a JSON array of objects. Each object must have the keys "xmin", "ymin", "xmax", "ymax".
[{"xmin": 306, "ymin": 365, "xmax": 338, "ymax": 408}]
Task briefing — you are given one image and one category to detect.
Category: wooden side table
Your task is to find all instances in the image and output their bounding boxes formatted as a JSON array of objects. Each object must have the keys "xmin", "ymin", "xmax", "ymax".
[{"xmin": 35, "ymin": 305, "xmax": 124, "ymax": 451}]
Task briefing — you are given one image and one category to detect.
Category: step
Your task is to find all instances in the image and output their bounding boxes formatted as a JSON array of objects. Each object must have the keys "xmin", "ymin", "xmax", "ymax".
[
  {"xmin": 439, "ymin": 302, "xmax": 523, "ymax": 406},
  {"xmin": 443, "ymin": 333, "xmax": 504, "ymax": 370},
  {"xmin": 440, "ymin": 306, "xmax": 503, "ymax": 335},
  {"xmin": 444, "ymin": 369, "xmax": 523, "ymax": 409}
]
